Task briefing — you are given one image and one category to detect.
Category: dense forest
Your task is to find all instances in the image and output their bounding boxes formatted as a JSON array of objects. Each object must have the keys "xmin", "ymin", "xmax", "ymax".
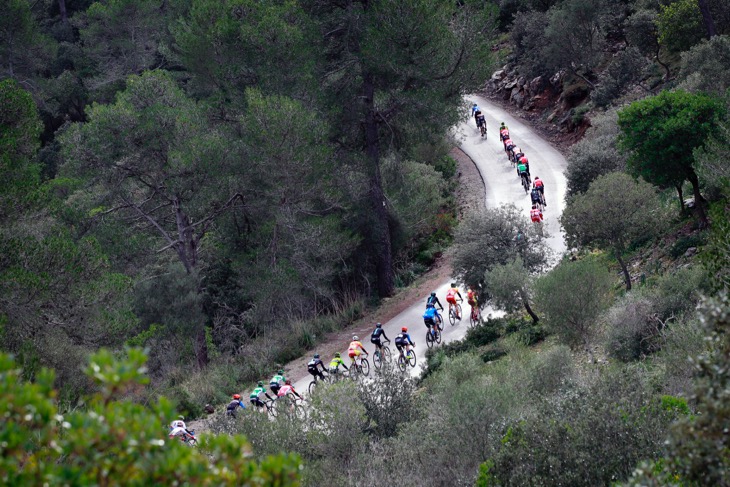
[{"xmin": 2, "ymin": 0, "xmax": 730, "ymax": 485}]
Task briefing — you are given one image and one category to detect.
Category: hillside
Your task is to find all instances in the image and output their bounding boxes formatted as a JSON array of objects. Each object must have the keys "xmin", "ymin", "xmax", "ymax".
[{"xmin": 1, "ymin": 0, "xmax": 730, "ymax": 485}]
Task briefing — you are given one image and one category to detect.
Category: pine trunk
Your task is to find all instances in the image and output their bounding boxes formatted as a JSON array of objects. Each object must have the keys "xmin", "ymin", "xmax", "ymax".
[{"xmin": 363, "ymin": 72, "xmax": 394, "ymax": 298}]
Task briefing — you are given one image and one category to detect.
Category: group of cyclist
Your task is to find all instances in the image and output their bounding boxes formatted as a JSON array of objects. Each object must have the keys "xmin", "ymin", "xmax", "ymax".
[{"xmin": 496, "ymin": 118, "xmax": 547, "ymax": 226}]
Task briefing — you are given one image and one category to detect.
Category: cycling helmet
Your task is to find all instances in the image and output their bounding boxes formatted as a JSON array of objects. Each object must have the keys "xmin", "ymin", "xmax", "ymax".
[
  {"xmin": 451, "ymin": 282, "xmax": 456, "ymax": 287},
  {"xmin": 285, "ymin": 379, "xmax": 292, "ymax": 385},
  {"xmin": 314, "ymin": 353, "xmax": 320, "ymax": 359},
  {"xmin": 353, "ymin": 335, "xmax": 359, "ymax": 341},
  {"xmin": 335, "ymin": 352, "xmax": 341, "ymax": 358},
  {"xmin": 233, "ymin": 394, "xmax": 241, "ymax": 400},
  {"xmin": 430, "ymin": 292, "xmax": 436, "ymax": 296},
  {"xmin": 257, "ymin": 381, "xmax": 264, "ymax": 387},
  {"xmin": 278, "ymin": 369, "xmax": 284, "ymax": 375},
  {"xmin": 376, "ymin": 322, "xmax": 382, "ymax": 328},
  {"xmin": 401, "ymin": 327, "xmax": 408, "ymax": 332},
  {"xmin": 473, "ymin": 103, "xmax": 477, "ymax": 107}
]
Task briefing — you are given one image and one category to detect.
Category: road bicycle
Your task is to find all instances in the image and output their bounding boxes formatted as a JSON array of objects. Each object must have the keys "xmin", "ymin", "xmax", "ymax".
[
  {"xmin": 469, "ymin": 303, "xmax": 482, "ymax": 328},
  {"xmin": 308, "ymin": 371, "xmax": 329, "ymax": 394},
  {"xmin": 434, "ymin": 309, "xmax": 444, "ymax": 331},
  {"xmin": 350, "ymin": 355, "xmax": 370, "ymax": 380},
  {"xmin": 521, "ymin": 173, "xmax": 530, "ymax": 194},
  {"xmin": 448, "ymin": 301, "xmax": 462, "ymax": 326},
  {"xmin": 373, "ymin": 340, "xmax": 392, "ymax": 370},
  {"xmin": 269, "ymin": 396, "xmax": 306, "ymax": 420},
  {"xmin": 397, "ymin": 347, "xmax": 417, "ymax": 371},
  {"xmin": 425, "ymin": 327, "xmax": 442, "ymax": 348},
  {"xmin": 479, "ymin": 122, "xmax": 487, "ymax": 137}
]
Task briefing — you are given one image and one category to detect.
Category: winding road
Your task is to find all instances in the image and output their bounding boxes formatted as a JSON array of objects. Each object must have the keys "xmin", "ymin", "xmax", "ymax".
[{"xmin": 292, "ymin": 96, "xmax": 569, "ymax": 387}]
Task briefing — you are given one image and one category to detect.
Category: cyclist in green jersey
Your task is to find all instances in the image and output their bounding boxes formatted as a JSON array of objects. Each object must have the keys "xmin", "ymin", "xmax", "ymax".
[
  {"xmin": 269, "ymin": 369, "xmax": 286, "ymax": 395},
  {"xmin": 329, "ymin": 352, "xmax": 349, "ymax": 376},
  {"xmin": 517, "ymin": 161, "xmax": 529, "ymax": 187},
  {"xmin": 250, "ymin": 381, "xmax": 274, "ymax": 410}
]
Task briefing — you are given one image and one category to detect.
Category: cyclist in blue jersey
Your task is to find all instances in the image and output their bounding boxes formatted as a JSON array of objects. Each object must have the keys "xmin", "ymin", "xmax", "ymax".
[
  {"xmin": 370, "ymin": 322, "xmax": 390, "ymax": 354},
  {"xmin": 423, "ymin": 305, "xmax": 439, "ymax": 338},
  {"xmin": 395, "ymin": 327, "xmax": 415, "ymax": 359},
  {"xmin": 471, "ymin": 103, "xmax": 482, "ymax": 127},
  {"xmin": 425, "ymin": 293, "xmax": 444, "ymax": 326}
]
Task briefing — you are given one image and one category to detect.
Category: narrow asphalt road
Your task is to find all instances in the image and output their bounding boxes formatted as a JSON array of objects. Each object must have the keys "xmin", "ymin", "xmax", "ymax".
[{"xmin": 293, "ymin": 96, "xmax": 569, "ymax": 389}]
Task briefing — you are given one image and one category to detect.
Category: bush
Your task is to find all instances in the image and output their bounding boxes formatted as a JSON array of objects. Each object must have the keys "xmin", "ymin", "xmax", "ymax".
[
  {"xmin": 604, "ymin": 292, "xmax": 660, "ymax": 362},
  {"xmin": 669, "ymin": 232, "xmax": 708, "ymax": 258},
  {"xmin": 0, "ymin": 348, "xmax": 301, "ymax": 485},
  {"xmin": 564, "ymin": 109, "xmax": 625, "ymax": 198},
  {"xmin": 505, "ymin": 316, "xmax": 546, "ymax": 345},
  {"xmin": 465, "ymin": 318, "xmax": 504, "ymax": 346}
]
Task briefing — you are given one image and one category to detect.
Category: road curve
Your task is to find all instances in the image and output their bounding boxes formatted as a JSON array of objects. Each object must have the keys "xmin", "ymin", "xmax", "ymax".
[{"xmin": 294, "ymin": 97, "xmax": 569, "ymax": 388}]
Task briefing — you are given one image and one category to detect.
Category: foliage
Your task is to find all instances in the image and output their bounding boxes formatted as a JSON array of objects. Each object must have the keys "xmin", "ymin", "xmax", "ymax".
[
  {"xmin": 625, "ymin": 294, "xmax": 730, "ymax": 486},
  {"xmin": 0, "ymin": 79, "xmax": 42, "ymax": 221},
  {"xmin": 564, "ymin": 109, "xmax": 625, "ymax": 198},
  {"xmin": 618, "ymin": 89, "xmax": 726, "ymax": 225},
  {"xmin": 562, "ymin": 172, "xmax": 664, "ymax": 290},
  {"xmin": 678, "ymin": 35, "xmax": 730, "ymax": 96},
  {"xmin": 604, "ymin": 292, "xmax": 662, "ymax": 361},
  {"xmin": 591, "ymin": 47, "xmax": 651, "ymax": 107},
  {"xmin": 487, "ymin": 367, "xmax": 679, "ymax": 486},
  {"xmin": 534, "ymin": 256, "xmax": 614, "ymax": 350},
  {"xmin": 0, "ymin": 348, "xmax": 301, "ymax": 485},
  {"xmin": 657, "ymin": 0, "xmax": 705, "ymax": 53},
  {"xmin": 452, "ymin": 204, "xmax": 549, "ymax": 289}
]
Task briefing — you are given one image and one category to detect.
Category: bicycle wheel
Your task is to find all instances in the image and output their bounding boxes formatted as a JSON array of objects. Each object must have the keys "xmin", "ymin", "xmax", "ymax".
[
  {"xmin": 436, "ymin": 314, "xmax": 444, "ymax": 331},
  {"xmin": 470, "ymin": 308, "xmax": 478, "ymax": 327},
  {"xmin": 436, "ymin": 330, "xmax": 442, "ymax": 344},
  {"xmin": 268, "ymin": 400, "xmax": 278, "ymax": 418},
  {"xmin": 360, "ymin": 358, "xmax": 370, "ymax": 376},
  {"xmin": 397, "ymin": 353, "xmax": 406, "ymax": 371},
  {"xmin": 448, "ymin": 309, "xmax": 456, "ymax": 326},
  {"xmin": 382, "ymin": 346, "xmax": 392, "ymax": 363},
  {"xmin": 294, "ymin": 402, "xmax": 307, "ymax": 421},
  {"xmin": 308, "ymin": 380, "xmax": 317, "ymax": 395},
  {"xmin": 408, "ymin": 350, "xmax": 417, "ymax": 368},
  {"xmin": 373, "ymin": 349, "xmax": 382, "ymax": 370},
  {"xmin": 456, "ymin": 303, "xmax": 463, "ymax": 321}
]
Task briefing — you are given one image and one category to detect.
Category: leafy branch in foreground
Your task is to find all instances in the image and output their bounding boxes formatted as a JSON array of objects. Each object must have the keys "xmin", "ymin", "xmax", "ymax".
[{"xmin": 0, "ymin": 347, "xmax": 300, "ymax": 486}]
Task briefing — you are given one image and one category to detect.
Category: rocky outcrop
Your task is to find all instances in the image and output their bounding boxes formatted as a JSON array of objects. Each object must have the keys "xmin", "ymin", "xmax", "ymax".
[{"xmin": 486, "ymin": 64, "xmax": 589, "ymax": 133}]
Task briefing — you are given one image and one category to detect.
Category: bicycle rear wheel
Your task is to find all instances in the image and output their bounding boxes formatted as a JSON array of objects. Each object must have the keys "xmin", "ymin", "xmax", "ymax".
[
  {"xmin": 268, "ymin": 400, "xmax": 278, "ymax": 418},
  {"xmin": 360, "ymin": 358, "xmax": 370, "ymax": 376},
  {"xmin": 408, "ymin": 351, "xmax": 417, "ymax": 368},
  {"xmin": 426, "ymin": 330, "xmax": 434, "ymax": 349},
  {"xmin": 436, "ymin": 330, "xmax": 442, "ymax": 344},
  {"xmin": 373, "ymin": 349, "xmax": 382, "ymax": 370},
  {"xmin": 448, "ymin": 309, "xmax": 456, "ymax": 326},
  {"xmin": 456, "ymin": 303, "xmax": 463, "ymax": 321},
  {"xmin": 397, "ymin": 353, "xmax": 406, "ymax": 371}
]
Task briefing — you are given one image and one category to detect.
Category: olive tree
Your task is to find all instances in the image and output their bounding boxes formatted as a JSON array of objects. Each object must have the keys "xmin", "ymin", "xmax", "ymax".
[
  {"xmin": 534, "ymin": 256, "xmax": 614, "ymax": 352},
  {"xmin": 484, "ymin": 256, "xmax": 539, "ymax": 323},
  {"xmin": 561, "ymin": 172, "xmax": 664, "ymax": 290},
  {"xmin": 451, "ymin": 204, "xmax": 549, "ymax": 290}
]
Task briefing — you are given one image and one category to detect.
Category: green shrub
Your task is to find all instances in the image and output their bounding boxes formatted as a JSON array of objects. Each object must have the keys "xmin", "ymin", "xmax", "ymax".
[
  {"xmin": 465, "ymin": 317, "xmax": 504, "ymax": 346},
  {"xmin": 669, "ymin": 232, "xmax": 708, "ymax": 258}
]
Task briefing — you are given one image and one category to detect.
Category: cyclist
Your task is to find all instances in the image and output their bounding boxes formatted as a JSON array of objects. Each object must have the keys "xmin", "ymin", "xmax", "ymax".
[
  {"xmin": 426, "ymin": 292, "xmax": 444, "ymax": 325},
  {"xmin": 226, "ymin": 393, "xmax": 246, "ymax": 418},
  {"xmin": 530, "ymin": 204, "xmax": 543, "ymax": 223},
  {"xmin": 307, "ymin": 353, "xmax": 327, "ymax": 382},
  {"xmin": 530, "ymin": 186, "xmax": 542, "ymax": 208},
  {"xmin": 423, "ymin": 304, "xmax": 439, "ymax": 338},
  {"xmin": 329, "ymin": 352, "xmax": 349, "ymax": 376},
  {"xmin": 446, "ymin": 283, "xmax": 463, "ymax": 319},
  {"xmin": 503, "ymin": 137, "xmax": 513, "ymax": 152},
  {"xmin": 471, "ymin": 103, "xmax": 481, "ymax": 118},
  {"xmin": 476, "ymin": 112, "xmax": 487, "ymax": 134},
  {"xmin": 466, "ymin": 287, "xmax": 479, "ymax": 317},
  {"xmin": 518, "ymin": 154, "xmax": 530, "ymax": 177},
  {"xmin": 348, "ymin": 335, "xmax": 368, "ymax": 367},
  {"xmin": 505, "ymin": 140, "xmax": 516, "ymax": 160},
  {"xmin": 250, "ymin": 381, "xmax": 274, "ymax": 411},
  {"xmin": 277, "ymin": 379, "xmax": 303, "ymax": 411},
  {"xmin": 517, "ymin": 161, "xmax": 530, "ymax": 188},
  {"xmin": 499, "ymin": 123, "xmax": 509, "ymax": 140},
  {"xmin": 395, "ymin": 327, "xmax": 415, "ymax": 359},
  {"xmin": 370, "ymin": 322, "xmax": 390, "ymax": 355},
  {"xmin": 512, "ymin": 146, "xmax": 524, "ymax": 163},
  {"xmin": 533, "ymin": 177, "xmax": 546, "ymax": 206},
  {"xmin": 269, "ymin": 369, "xmax": 286, "ymax": 395},
  {"xmin": 169, "ymin": 416, "xmax": 194, "ymax": 441}
]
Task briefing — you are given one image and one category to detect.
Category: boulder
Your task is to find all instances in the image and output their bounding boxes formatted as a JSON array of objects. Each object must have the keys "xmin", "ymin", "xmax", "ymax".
[
  {"xmin": 491, "ymin": 69, "xmax": 506, "ymax": 81},
  {"xmin": 529, "ymin": 76, "xmax": 545, "ymax": 94},
  {"xmin": 504, "ymin": 79, "xmax": 518, "ymax": 90}
]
